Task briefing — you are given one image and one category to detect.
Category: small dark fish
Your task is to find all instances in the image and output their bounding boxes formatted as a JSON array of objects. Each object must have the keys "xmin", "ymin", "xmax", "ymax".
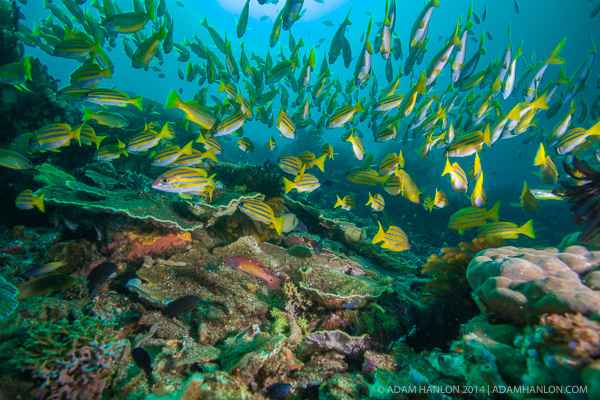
[
  {"xmin": 518, "ymin": 150, "xmax": 523, "ymax": 159},
  {"xmin": 87, "ymin": 261, "xmax": 117, "ymax": 292},
  {"xmin": 359, "ymin": 32, "xmax": 364, "ymax": 43},
  {"xmin": 262, "ymin": 383, "xmax": 292, "ymax": 400},
  {"xmin": 313, "ymin": 238, "xmax": 324, "ymax": 255},
  {"xmin": 323, "ymin": 20, "xmax": 335, "ymax": 27},
  {"xmin": 592, "ymin": 3, "xmax": 600, "ymax": 18},
  {"xmin": 482, "ymin": 5, "xmax": 487, "ymax": 21},
  {"xmin": 318, "ymin": 38, "xmax": 325, "ymax": 43},
  {"xmin": 364, "ymin": 11, "xmax": 372, "ymax": 16},
  {"xmin": 438, "ymin": 35, "xmax": 442, "ymax": 42},
  {"xmin": 161, "ymin": 295, "xmax": 201, "ymax": 318},
  {"xmin": 486, "ymin": 31, "xmax": 493, "ymax": 41},
  {"xmin": 515, "ymin": 0, "xmax": 520, "ymax": 13},
  {"xmin": 176, "ymin": 1, "xmax": 184, "ymax": 7},
  {"xmin": 323, "ymin": 179, "xmax": 334, "ymax": 186},
  {"xmin": 132, "ymin": 347, "xmax": 153, "ymax": 375},
  {"xmin": 17, "ymin": 274, "xmax": 78, "ymax": 300},
  {"xmin": 260, "ymin": 15, "xmax": 269, "ymax": 21},
  {"xmin": 178, "ymin": 88, "xmax": 183, "ymax": 94},
  {"xmin": 151, "ymin": 66, "xmax": 161, "ymax": 72},
  {"xmin": 470, "ymin": 37, "xmax": 479, "ymax": 43},
  {"xmin": 158, "ymin": 73, "xmax": 165, "ymax": 78},
  {"xmin": 473, "ymin": 11, "xmax": 481, "ymax": 24}
]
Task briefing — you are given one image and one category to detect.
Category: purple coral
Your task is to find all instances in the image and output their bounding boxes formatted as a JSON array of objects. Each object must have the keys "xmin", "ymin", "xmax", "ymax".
[{"xmin": 31, "ymin": 340, "xmax": 129, "ymax": 400}]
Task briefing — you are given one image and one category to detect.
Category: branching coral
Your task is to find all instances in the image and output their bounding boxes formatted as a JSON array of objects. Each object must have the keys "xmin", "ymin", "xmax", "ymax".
[
  {"xmin": 557, "ymin": 156, "xmax": 600, "ymax": 242},
  {"xmin": 421, "ymin": 237, "xmax": 504, "ymax": 303}
]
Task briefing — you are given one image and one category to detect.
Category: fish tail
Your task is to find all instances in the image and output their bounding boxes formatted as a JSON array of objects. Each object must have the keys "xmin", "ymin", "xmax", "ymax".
[
  {"xmin": 534, "ymin": 143, "xmax": 546, "ymax": 166},
  {"xmin": 520, "ymin": 219, "xmax": 535, "ymax": 238},
  {"xmin": 530, "ymin": 92, "xmax": 549, "ymax": 110},
  {"xmin": 132, "ymin": 94, "xmax": 143, "ymax": 111},
  {"xmin": 283, "ymin": 177, "xmax": 295, "ymax": 194},
  {"xmin": 354, "ymin": 100, "xmax": 365, "ymax": 113},
  {"xmin": 71, "ymin": 124, "xmax": 82, "ymax": 146},
  {"xmin": 488, "ymin": 201, "xmax": 500, "ymax": 222},
  {"xmin": 507, "ymin": 103, "xmax": 521, "ymax": 121},
  {"xmin": 82, "ymin": 106, "xmax": 92, "ymax": 121},
  {"xmin": 442, "ymin": 157, "xmax": 453, "ymax": 176},
  {"xmin": 372, "ymin": 222, "xmax": 386, "ymax": 244},
  {"xmin": 267, "ymin": 275, "xmax": 281, "ymax": 290},
  {"xmin": 272, "ymin": 215, "xmax": 285, "ymax": 235},
  {"xmin": 313, "ymin": 153, "xmax": 327, "ymax": 172},
  {"xmin": 546, "ymin": 38, "xmax": 567, "ymax": 65},
  {"xmin": 397, "ymin": 151, "xmax": 405, "ymax": 168},
  {"xmin": 202, "ymin": 147, "xmax": 218, "ymax": 162},
  {"xmin": 196, "ymin": 131, "xmax": 206, "ymax": 144},
  {"xmin": 334, "ymin": 196, "xmax": 344, "ymax": 208},
  {"xmin": 93, "ymin": 134, "xmax": 106, "ymax": 150},
  {"xmin": 34, "ymin": 193, "xmax": 45, "ymax": 212},
  {"xmin": 23, "ymin": 56, "xmax": 33, "ymax": 82},
  {"xmin": 147, "ymin": 0, "xmax": 156, "ymax": 21},
  {"xmin": 205, "ymin": 185, "xmax": 215, "ymax": 202},
  {"xmin": 165, "ymin": 88, "xmax": 181, "ymax": 109},
  {"xmin": 181, "ymin": 141, "xmax": 194, "ymax": 155},
  {"xmin": 366, "ymin": 192, "xmax": 374, "ymax": 206}
]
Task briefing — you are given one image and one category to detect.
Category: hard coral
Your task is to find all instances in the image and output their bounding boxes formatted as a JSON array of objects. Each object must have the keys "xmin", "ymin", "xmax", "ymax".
[{"xmin": 467, "ymin": 245, "xmax": 600, "ymax": 322}]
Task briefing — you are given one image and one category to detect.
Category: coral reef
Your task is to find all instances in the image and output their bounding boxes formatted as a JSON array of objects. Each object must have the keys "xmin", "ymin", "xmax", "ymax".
[
  {"xmin": 0, "ymin": 276, "xmax": 18, "ymax": 322},
  {"xmin": 467, "ymin": 245, "xmax": 600, "ymax": 322}
]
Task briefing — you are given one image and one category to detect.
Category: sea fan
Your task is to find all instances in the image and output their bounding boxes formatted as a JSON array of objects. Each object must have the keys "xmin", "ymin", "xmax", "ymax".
[
  {"xmin": 421, "ymin": 237, "xmax": 503, "ymax": 303},
  {"xmin": 556, "ymin": 157, "xmax": 600, "ymax": 242}
]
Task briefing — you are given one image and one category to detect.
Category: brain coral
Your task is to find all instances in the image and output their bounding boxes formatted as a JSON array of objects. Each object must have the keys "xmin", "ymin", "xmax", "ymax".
[{"xmin": 466, "ymin": 246, "xmax": 600, "ymax": 322}]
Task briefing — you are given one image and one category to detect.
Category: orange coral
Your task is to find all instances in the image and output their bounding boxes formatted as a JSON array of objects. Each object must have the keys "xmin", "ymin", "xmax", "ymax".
[{"xmin": 421, "ymin": 237, "xmax": 503, "ymax": 303}]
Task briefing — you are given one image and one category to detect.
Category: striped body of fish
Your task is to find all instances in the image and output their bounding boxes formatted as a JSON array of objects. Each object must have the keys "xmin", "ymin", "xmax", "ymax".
[
  {"xmin": 15, "ymin": 189, "xmax": 45, "ymax": 212},
  {"xmin": 152, "ymin": 167, "xmax": 215, "ymax": 194}
]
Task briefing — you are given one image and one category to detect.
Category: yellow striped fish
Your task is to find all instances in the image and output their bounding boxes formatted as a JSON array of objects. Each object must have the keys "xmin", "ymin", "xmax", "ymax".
[
  {"xmin": 165, "ymin": 89, "xmax": 217, "ymax": 130},
  {"xmin": 374, "ymin": 94, "xmax": 404, "ymax": 112},
  {"xmin": 83, "ymin": 88, "xmax": 143, "ymax": 111},
  {"xmin": 0, "ymin": 149, "xmax": 34, "ymax": 169},
  {"xmin": 277, "ymin": 107, "xmax": 296, "ymax": 139},
  {"xmin": 32, "ymin": 123, "xmax": 81, "ymax": 151},
  {"xmin": 345, "ymin": 131, "xmax": 365, "ymax": 160},
  {"xmin": 214, "ymin": 112, "xmax": 248, "ymax": 137},
  {"xmin": 477, "ymin": 220, "xmax": 535, "ymax": 240},
  {"xmin": 152, "ymin": 167, "xmax": 216, "ymax": 195},
  {"xmin": 94, "ymin": 139, "xmax": 128, "ymax": 161},
  {"xmin": 15, "ymin": 189, "xmax": 44, "ymax": 212},
  {"xmin": 378, "ymin": 151, "xmax": 404, "ymax": 176},
  {"xmin": 277, "ymin": 156, "xmax": 304, "ymax": 175},
  {"xmin": 448, "ymin": 201, "xmax": 500, "ymax": 234},
  {"xmin": 326, "ymin": 100, "xmax": 365, "ymax": 129},
  {"xmin": 238, "ymin": 199, "xmax": 285, "ymax": 235},
  {"xmin": 396, "ymin": 168, "xmax": 421, "ymax": 204},
  {"xmin": 520, "ymin": 181, "xmax": 539, "ymax": 213},
  {"xmin": 442, "ymin": 158, "xmax": 469, "ymax": 193},
  {"xmin": 283, "ymin": 173, "xmax": 321, "ymax": 193},
  {"xmin": 372, "ymin": 222, "xmax": 410, "ymax": 252},
  {"xmin": 196, "ymin": 132, "xmax": 222, "ymax": 154},
  {"xmin": 533, "ymin": 143, "xmax": 558, "ymax": 184},
  {"xmin": 151, "ymin": 141, "xmax": 194, "ymax": 167},
  {"xmin": 334, "ymin": 195, "xmax": 357, "ymax": 210},
  {"xmin": 366, "ymin": 192, "xmax": 385, "ymax": 211}
]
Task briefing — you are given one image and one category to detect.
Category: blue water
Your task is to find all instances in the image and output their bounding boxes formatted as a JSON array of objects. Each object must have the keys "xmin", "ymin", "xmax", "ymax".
[{"xmin": 18, "ymin": 0, "xmax": 600, "ymax": 244}]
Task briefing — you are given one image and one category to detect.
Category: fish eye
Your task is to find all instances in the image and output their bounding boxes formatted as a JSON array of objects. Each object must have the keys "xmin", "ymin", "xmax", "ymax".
[{"xmin": 161, "ymin": 179, "xmax": 168, "ymax": 183}]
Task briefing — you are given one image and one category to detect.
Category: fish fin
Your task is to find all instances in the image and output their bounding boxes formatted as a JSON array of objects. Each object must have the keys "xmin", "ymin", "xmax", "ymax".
[
  {"xmin": 334, "ymin": 196, "xmax": 343, "ymax": 208},
  {"xmin": 534, "ymin": 142, "xmax": 546, "ymax": 166},
  {"xmin": 202, "ymin": 148, "xmax": 218, "ymax": 162},
  {"xmin": 282, "ymin": 177, "xmax": 295, "ymax": 194},
  {"xmin": 488, "ymin": 201, "xmax": 500, "ymax": 222},
  {"xmin": 520, "ymin": 219, "xmax": 535, "ymax": 238},
  {"xmin": 546, "ymin": 38, "xmax": 567, "ymax": 65},
  {"xmin": 313, "ymin": 153, "xmax": 327, "ymax": 172},
  {"xmin": 372, "ymin": 221, "xmax": 385, "ymax": 244},
  {"xmin": 34, "ymin": 193, "xmax": 45, "ymax": 212},
  {"xmin": 366, "ymin": 192, "xmax": 374, "ymax": 206},
  {"xmin": 272, "ymin": 215, "xmax": 284, "ymax": 235},
  {"xmin": 164, "ymin": 88, "xmax": 181, "ymax": 109},
  {"xmin": 132, "ymin": 94, "xmax": 143, "ymax": 111}
]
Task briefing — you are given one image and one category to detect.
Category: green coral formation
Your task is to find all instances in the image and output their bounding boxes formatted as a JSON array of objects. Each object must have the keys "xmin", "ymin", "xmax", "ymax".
[
  {"xmin": 33, "ymin": 163, "xmax": 206, "ymax": 231},
  {"xmin": 0, "ymin": 276, "xmax": 18, "ymax": 322}
]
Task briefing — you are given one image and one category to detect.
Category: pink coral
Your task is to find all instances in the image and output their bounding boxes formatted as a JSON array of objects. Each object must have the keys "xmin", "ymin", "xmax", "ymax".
[{"xmin": 31, "ymin": 340, "xmax": 129, "ymax": 400}]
